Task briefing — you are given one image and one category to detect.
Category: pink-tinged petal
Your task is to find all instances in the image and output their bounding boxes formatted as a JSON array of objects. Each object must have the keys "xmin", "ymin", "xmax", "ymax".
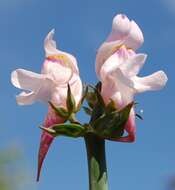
[
  {"xmin": 96, "ymin": 40, "xmax": 124, "ymax": 77},
  {"xmin": 37, "ymin": 107, "xmax": 64, "ymax": 181},
  {"xmin": 42, "ymin": 60, "xmax": 73, "ymax": 85},
  {"xmin": 120, "ymin": 54, "xmax": 147, "ymax": 77},
  {"xmin": 98, "ymin": 46, "xmax": 136, "ymax": 79},
  {"xmin": 44, "ymin": 29, "xmax": 60, "ymax": 57},
  {"xmin": 101, "ymin": 74, "xmax": 120, "ymax": 105},
  {"xmin": 133, "ymin": 71, "xmax": 168, "ymax": 93},
  {"xmin": 69, "ymin": 76, "xmax": 83, "ymax": 107},
  {"xmin": 98, "ymin": 52, "xmax": 122, "ymax": 80},
  {"xmin": 11, "ymin": 69, "xmax": 54, "ymax": 105},
  {"xmin": 16, "ymin": 91, "xmax": 37, "ymax": 105},
  {"xmin": 11, "ymin": 69, "xmax": 47, "ymax": 91},
  {"xmin": 101, "ymin": 67, "xmax": 135, "ymax": 107},
  {"xmin": 107, "ymin": 14, "xmax": 131, "ymax": 42},
  {"xmin": 109, "ymin": 69, "xmax": 135, "ymax": 105},
  {"xmin": 123, "ymin": 20, "xmax": 144, "ymax": 50},
  {"xmin": 50, "ymin": 75, "xmax": 83, "ymax": 108},
  {"xmin": 96, "ymin": 14, "xmax": 144, "ymax": 74},
  {"xmin": 44, "ymin": 30, "xmax": 79, "ymax": 74}
]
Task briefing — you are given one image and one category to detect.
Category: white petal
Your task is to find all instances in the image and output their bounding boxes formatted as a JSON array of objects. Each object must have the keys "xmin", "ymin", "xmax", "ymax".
[
  {"xmin": 96, "ymin": 14, "xmax": 131, "ymax": 75},
  {"xmin": 120, "ymin": 54, "xmax": 147, "ymax": 77},
  {"xmin": 69, "ymin": 76, "xmax": 83, "ymax": 107},
  {"xmin": 16, "ymin": 91, "xmax": 37, "ymax": 105},
  {"xmin": 107, "ymin": 14, "xmax": 131, "ymax": 42},
  {"xmin": 44, "ymin": 29, "xmax": 60, "ymax": 57},
  {"xmin": 11, "ymin": 69, "xmax": 54, "ymax": 105},
  {"xmin": 16, "ymin": 77, "xmax": 54, "ymax": 105},
  {"xmin": 109, "ymin": 69, "xmax": 135, "ymax": 105},
  {"xmin": 123, "ymin": 20, "xmax": 144, "ymax": 50},
  {"xmin": 42, "ymin": 60, "xmax": 73, "ymax": 85},
  {"xmin": 11, "ymin": 69, "xmax": 47, "ymax": 91},
  {"xmin": 44, "ymin": 30, "xmax": 79, "ymax": 74},
  {"xmin": 101, "ymin": 78, "xmax": 123, "ymax": 107},
  {"xmin": 96, "ymin": 15, "xmax": 144, "ymax": 75},
  {"xmin": 99, "ymin": 52, "xmax": 122, "ymax": 80},
  {"xmin": 51, "ymin": 75, "xmax": 83, "ymax": 108},
  {"xmin": 110, "ymin": 68, "xmax": 134, "ymax": 89},
  {"xmin": 133, "ymin": 71, "xmax": 168, "ymax": 93}
]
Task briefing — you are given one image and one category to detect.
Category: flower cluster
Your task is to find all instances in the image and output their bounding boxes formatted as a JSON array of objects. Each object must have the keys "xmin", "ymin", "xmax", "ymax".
[{"xmin": 11, "ymin": 14, "xmax": 167, "ymax": 180}]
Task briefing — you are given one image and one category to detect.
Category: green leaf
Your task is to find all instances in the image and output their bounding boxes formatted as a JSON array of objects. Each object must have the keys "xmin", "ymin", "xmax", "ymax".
[
  {"xmin": 95, "ymin": 81, "xmax": 102, "ymax": 92},
  {"xmin": 39, "ymin": 126, "xmax": 56, "ymax": 135},
  {"xmin": 90, "ymin": 102, "xmax": 105, "ymax": 123},
  {"xmin": 86, "ymin": 91, "xmax": 98, "ymax": 108},
  {"xmin": 91, "ymin": 112, "xmax": 118, "ymax": 132},
  {"xmin": 103, "ymin": 102, "xmax": 134, "ymax": 138},
  {"xmin": 76, "ymin": 84, "xmax": 88, "ymax": 112},
  {"xmin": 92, "ymin": 85, "xmax": 105, "ymax": 108},
  {"xmin": 86, "ymin": 84, "xmax": 106, "ymax": 123},
  {"xmin": 66, "ymin": 84, "xmax": 76, "ymax": 113},
  {"xmin": 92, "ymin": 102, "xmax": 134, "ymax": 139},
  {"xmin": 86, "ymin": 84, "xmax": 105, "ymax": 109},
  {"xmin": 49, "ymin": 101, "xmax": 69, "ymax": 119},
  {"xmin": 40, "ymin": 123, "xmax": 86, "ymax": 138},
  {"xmin": 105, "ymin": 99, "xmax": 117, "ymax": 113}
]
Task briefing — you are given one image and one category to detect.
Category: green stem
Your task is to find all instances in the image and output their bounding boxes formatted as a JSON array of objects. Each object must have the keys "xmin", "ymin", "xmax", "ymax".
[{"xmin": 84, "ymin": 134, "xmax": 108, "ymax": 190}]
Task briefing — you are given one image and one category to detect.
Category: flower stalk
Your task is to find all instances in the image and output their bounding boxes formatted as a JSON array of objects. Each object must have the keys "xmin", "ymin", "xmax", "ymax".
[{"xmin": 84, "ymin": 134, "xmax": 108, "ymax": 190}]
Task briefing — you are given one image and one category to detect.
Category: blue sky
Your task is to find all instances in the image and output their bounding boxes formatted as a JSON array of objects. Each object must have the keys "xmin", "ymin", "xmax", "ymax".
[{"xmin": 0, "ymin": 0, "xmax": 175, "ymax": 189}]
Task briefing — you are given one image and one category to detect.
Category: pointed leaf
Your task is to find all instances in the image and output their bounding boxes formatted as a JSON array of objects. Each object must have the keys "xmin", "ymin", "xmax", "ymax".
[
  {"xmin": 103, "ymin": 102, "xmax": 134, "ymax": 138},
  {"xmin": 40, "ymin": 123, "xmax": 86, "ymax": 138},
  {"xmin": 76, "ymin": 84, "xmax": 88, "ymax": 112},
  {"xmin": 95, "ymin": 81, "xmax": 102, "ymax": 92},
  {"xmin": 92, "ymin": 102, "xmax": 134, "ymax": 139},
  {"xmin": 66, "ymin": 84, "xmax": 76, "ymax": 113},
  {"xmin": 105, "ymin": 99, "xmax": 117, "ymax": 113},
  {"xmin": 86, "ymin": 91, "xmax": 98, "ymax": 108},
  {"xmin": 49, "ymin": 101, "xmax": 69, "ymax": 119}
]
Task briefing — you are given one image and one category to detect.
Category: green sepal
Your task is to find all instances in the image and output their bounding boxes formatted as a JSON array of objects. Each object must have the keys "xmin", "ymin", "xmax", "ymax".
[
  {"xmin": 92, "ymin": 102, "xmax": 134, "ymax": 139},
  {"xmin": 66, "ymin": 84, "xmax": 76, "ymax": 113},
  {"xmin": 86, "ymin": 83, "xmax": 105, "ymax": 110},
  {"xmin": 83, "ymin": 106, "xmax": 93, "ymax": 116},
  {"xmin": 40, "ymin": 123, "xmax": 86, "ymax": 138},
  {"xmin": 103, "ymin": 102, "xmax": 134, "ymax": 138},
  {"xmin": 105, "ymin": 99, "xmax": 117, "ymax": 113},
  {"xmin": 87, "ymin": 84, "xmax": 105, "ymax": 123},
  {"xmin": 49, "ymin": 101, "xmax": 69, "ymax": 119},
  {"xmin": 76, "ymin": 84, "xmax": 88, "ymax": 112},
  {"xmin": 92, "ymin": 85, "xmax": 105, "ymax": 109},
  {"xmin": 86, "ymin": 91, "xmax": 98, "ymax": 109},
  {"xmin": 95, "ymin": 81, "xmax": 102, "ymax": 92}
]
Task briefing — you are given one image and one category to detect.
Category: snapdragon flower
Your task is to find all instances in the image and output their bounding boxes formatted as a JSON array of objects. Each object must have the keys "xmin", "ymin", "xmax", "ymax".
[
  {"xmin": 11, "ymin": 30, "xmax": 83, "ymax": 180},
  {"xmin": 96, "ymin": 14, "xmax": 168, "ymax": 142}
]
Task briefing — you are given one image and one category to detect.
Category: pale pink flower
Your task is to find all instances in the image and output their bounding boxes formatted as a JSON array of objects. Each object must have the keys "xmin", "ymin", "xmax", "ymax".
[
  {"xmin": 96, "ymin": 14, "xmax": 168, "ymax": 142},
  {"xmin": 11, "ymin": 30, "xmax": 83, "ymax": 180}
]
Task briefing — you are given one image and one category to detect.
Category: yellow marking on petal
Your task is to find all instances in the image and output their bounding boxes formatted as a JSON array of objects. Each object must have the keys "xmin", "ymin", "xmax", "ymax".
[
  {"xmin": 47, "ymin": 54, "xmax": 71, "ymax": 67},
  {"xmin": 101, "ymin": 44, "xmax": 134, "ymax": 65},
  {"xmin": 111, "ymin": 45, "xmax": 132, "ymax": 54},
  {"xmin": 47, "ymin": 54, "xmax": 69, "ymax": 62}
]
